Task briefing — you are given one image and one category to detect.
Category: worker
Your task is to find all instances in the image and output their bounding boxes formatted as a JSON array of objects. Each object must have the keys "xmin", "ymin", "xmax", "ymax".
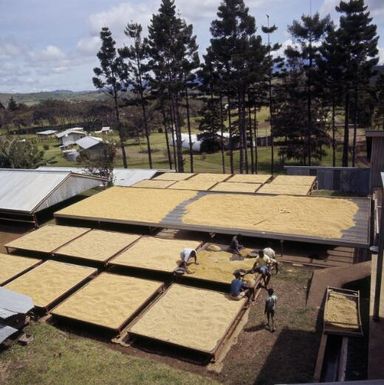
[
  {"xmin": 265, "ymin": 288, "xmax": 277, "ymax": 332},
  {"xmin": 263, "ymin": 247, "xmax": 279, "ymax": 273},
  {"xmin": 175, "ymin": 248, "xmax": 198, "ymax": 275},
  {"xmin": 247, "ymin": 250, "xmax": 277, "ymax": 288},
  {"xmin": 230, "ymin": 271, "xmax": 250, "ymax": 300},
  {"xmin": 230, "ymin": 234, "xmax": 243, "ymax": 255}
]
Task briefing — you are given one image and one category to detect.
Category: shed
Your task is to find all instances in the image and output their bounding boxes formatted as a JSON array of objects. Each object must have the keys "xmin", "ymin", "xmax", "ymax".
[
  {"xmin": 0, "ymin": 169, "xmax": 103, "ymax": 224},
  {"xmin": 76, "ymin": 136, "xmax": 108, "ymax": 161},
  {"xmin": 56, "ymin": 128, "xmax": 86, "ymax": 148}
]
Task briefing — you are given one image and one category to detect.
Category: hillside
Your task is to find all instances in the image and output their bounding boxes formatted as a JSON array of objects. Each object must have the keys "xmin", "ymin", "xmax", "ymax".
[{"xmin": 0, "ymin": 90, "xmax": 107, "ymax": 106}]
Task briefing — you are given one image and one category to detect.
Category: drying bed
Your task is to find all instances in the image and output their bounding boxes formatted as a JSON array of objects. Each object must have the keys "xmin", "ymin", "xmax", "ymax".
[
  {"xmin": 170, "ymin": 180, "xmax": 217, "ymax": 191},
  {"xmin": 52, "ymin": 273, "xmax": 163, "ymax": 330},
  {"xmin": 186, "ymin": 248, "xmax": 256, "ymax": 284},
  {"xmin": 270, "ymin": 175, "xmax": 316, "ymax": 186},
  {"xmin": 154, "ymin": 172, "xmax": 195, "ymax": 181},
  {"xmin": 55, "ymin": 188, "xmax": 370, "ymax": 247},
  {"xmin": 181, "ymin": 194, "xmax": 367, "ymax": 244},
  {"xmin": 110, "ymin": 237, "xmax": 201, "ymax": 273},
  {"xmin": 324, "ymin": 288, "xmax": 362, "ymax": 334},
  {"xmin": 210, "ymin": 182, "xmax": 261, "ymax": 193},
  {"xmin": 132, "ymin": 180, "xmax": 176, "ymax": 189},
  {"xmin": 256, "ymin": 183, "xmax": 312, "ymax": 196},
  {"xmin": 56, "ymin": 187, "xmax": 197, "ymax": 224},
  {"xmin": 187, "ymin": 173, "xmax": 231, "ymax": 183},
  {"xmin": 5, "ymin": 260, "xmax": 96, "ymax": 309},
  {"xmin": 226, "ymin": 174, "xmax": 272, "ymax": 184},
  {"xmin": 5, "ymin": 225, "xmax": 90, "ymax": 253},
  {"xmin": 55, "ymin": 230, "xmax": 141, "ymax": 263},
  {"xmin": 129, "ymin": 284, "xmax": 246, "ymax": 354},
  {"xmin": 0, "ymin": 253, "xmax": 41, "ymax": 285}
]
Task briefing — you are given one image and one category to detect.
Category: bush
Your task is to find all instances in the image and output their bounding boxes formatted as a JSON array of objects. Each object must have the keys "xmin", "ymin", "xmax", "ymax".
[{"xmin": 43, "ymin": 144, "xmax": 50, "ymax": 150}]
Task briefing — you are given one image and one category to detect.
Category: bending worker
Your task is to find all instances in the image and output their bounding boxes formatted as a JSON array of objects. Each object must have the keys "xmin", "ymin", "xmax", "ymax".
[
  {"xmin": 176, "ymin": 248, "xmax": 198, "ymax": 274},
  {"xmin": 247, "ymin": 249, "xmax": 278, "ymax": 288},
  {"xmin": 230, "ymin": 234, "xmax": 243, "ymax": 255}
]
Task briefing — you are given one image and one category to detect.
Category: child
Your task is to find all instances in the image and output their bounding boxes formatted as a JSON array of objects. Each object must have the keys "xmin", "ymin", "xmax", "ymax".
[{"xmin": 265, "ymin": 288, "xmax": 277, "ymax": 332}]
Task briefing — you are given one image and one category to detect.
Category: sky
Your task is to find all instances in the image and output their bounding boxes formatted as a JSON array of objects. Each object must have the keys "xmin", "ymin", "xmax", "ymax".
[{"xmin": 0, "ymin": 0, "xmax": 383, "ymax": 93}]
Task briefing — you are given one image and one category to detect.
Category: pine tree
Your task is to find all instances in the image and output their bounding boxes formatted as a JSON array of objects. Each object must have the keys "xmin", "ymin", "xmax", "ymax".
[
  {"xmin": 205, "ymin": 0, "xmax": 269, "ymax": 174},
  {"xmin": 93, "ymin": 27, "xmax": 128, "ymax": 168},
  {"xmin": 317, "ymin": 24, "xmax": 344, "ymax": 166},
  {"xmin": 286, "ymin": 13, "xmax": 332, "ymax": 166},
  {"xmin": 120, "ymin": 23, "xmax": 153, "ymax": 168},
  {"xmin": 335, "ymin": 0, "xmax": 379, "ymax": 166},
  {"xmin": 147, "ymin": 0, "xmax": 199, "ymax": 172}
]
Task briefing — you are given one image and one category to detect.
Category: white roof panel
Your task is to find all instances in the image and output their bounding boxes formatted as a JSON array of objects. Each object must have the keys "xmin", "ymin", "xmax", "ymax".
[
  {"xmin": 0, "ymin": 169, "xmax": 102, "ymax": 214},
  {"xmin": 76, "ymin": 136, "xmax": 103, "ymax": 149}
]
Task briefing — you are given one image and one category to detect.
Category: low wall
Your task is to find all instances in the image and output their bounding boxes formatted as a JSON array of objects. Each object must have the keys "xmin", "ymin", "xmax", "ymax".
[{"xmin": 285, "ymin": 166, "xmax": 370, "ymax": 196}]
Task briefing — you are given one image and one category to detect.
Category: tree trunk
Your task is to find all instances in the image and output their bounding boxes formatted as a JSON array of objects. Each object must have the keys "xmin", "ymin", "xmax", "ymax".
[
  {"xmin": 247, "ymin": 92, "xmax": 254, "ymax": 174},
  {"xmin": 307, "ymin": 62, "xmax": 312, "ymax": 167},
  {"xmin": 219, "ymin": 92, "xmax": 226, "ymax": 174},
  {"xmin": 268, "ymin": 76, "xmax": 274, "ymax": 175},
  {"xmin": 253, "ymin": 100, "xmax": 258, "ymax": 174},
  {"xmin": 228, "ymin": 96, "xmax": 234, "ymax": 174},
  {"xmin": 140, "ymin": 93, "xmax": 152, "ymax": 169},
  {"xmin": 332, "ymin": 94, "xmax": 336, "ymax": 167},
  {"xmin": 242, "ymin": 92, "xmax": 249, "ymax": 174},
  {"xmin": 160, "ymin": 106, "xmax": 173, "ymax": 169},
  {"xmin": 173, "ymin": 93, "xmax": 184, "ymax": 173},
  {"xmin": 352, "ymin": 85, "xmax": 358, "ymax": 167},
  {"xmin": 113, "ymin": 93, "xmax": 127, "ymax": 168},
  {"xmin": 185, "ymin": 86, "xmax": 194, "ymax": 172},
  {"xmin": 168, "ymin": 100, "xmax": 178, "ymax": 169},
  {"xmin": 342, "ymin": 91, "xmax": 350, "ymax": 167},
  {"xmin": 237, "ymin": 93, "xmax": 244, "ymax": 174}
]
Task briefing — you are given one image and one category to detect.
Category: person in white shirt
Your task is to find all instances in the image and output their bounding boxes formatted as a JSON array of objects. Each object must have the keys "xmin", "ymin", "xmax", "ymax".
[{"xmin": 175, "ymin": 248, "xmax": 198, "ymax": 274}]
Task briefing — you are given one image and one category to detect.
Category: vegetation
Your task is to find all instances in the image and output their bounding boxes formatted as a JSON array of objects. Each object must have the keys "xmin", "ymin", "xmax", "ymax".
[
  {"xmin": 0, "ymin": 323, "xmax": 219, "ymax": 385},
  {"xmin": 0, "ymin": 0, "xmax": 380, "ymax": 172}
]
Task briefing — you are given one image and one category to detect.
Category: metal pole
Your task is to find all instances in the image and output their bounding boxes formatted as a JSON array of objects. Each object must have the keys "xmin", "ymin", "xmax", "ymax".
[{"xmin": 373, "ymin": 191, "xmax": 384, "ymax": 321}]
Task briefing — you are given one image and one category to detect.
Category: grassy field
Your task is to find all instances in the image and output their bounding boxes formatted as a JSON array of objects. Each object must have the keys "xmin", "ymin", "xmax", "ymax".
[
  {"xmin": 30, "ymin": 127, "xmax": 348, "ymax": 174},
  {"xmin": 0, "ymin": 323, "xmax": 220, "ymax": 385},
  {"xmin": 0, "ymin": 261, "xmax": 320, "ymax": 385}
]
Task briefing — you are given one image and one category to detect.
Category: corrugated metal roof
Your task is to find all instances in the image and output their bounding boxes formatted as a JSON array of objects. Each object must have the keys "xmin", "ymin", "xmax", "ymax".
[
  {"xmin": 112, "ymin": 168, "xmax": 158, "ymax": 186},
  {"xmin": 0, "ymin": 322, "xmax": 18, "ymax": 344},
  {"xmin": 36, "ymin": 129, "xmax": 57, "ymax": 135},
  {"xmin": 0, "ymin": 169, "xmax": 102, "ymax": 214},
  {"xmin": 76, "ymin": 136, "xmax": 103, "ymax": 150},
  {"xmin": 37, "ymin": 167, "xmax": 159, "ymax": 187},
  {"xmin": 0, "ymin": 287, "xmax": 33, "ymax": 314},
  {"xmin": 56, "ymin": 128, "xmax": 85, "ymax": 138}
]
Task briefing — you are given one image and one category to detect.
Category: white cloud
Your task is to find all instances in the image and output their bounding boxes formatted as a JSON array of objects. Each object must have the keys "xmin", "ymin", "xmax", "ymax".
[
  {"xmin": 0, "ymin": 41, "xmax": 23, "ymax": 58},
  {"xmin": 378, "ymin": 47, "xmax": 384, "ymax": 65},
  {"xmin": 88, "ymin": 2, "xmax": 153, "ymax": 37},
  {"xmin": 29, "ymin": 45, "xmax": 66, "ymax": 62},
  {"xmin": 77, "ymin": 36, "xmax": 101, "ymax": 56}
]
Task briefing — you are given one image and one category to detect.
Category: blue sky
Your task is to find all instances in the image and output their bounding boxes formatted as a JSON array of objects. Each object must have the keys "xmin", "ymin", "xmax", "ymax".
[{"xmin": 0, "ymin": 0, "xmax": 383, "ymax": 93}]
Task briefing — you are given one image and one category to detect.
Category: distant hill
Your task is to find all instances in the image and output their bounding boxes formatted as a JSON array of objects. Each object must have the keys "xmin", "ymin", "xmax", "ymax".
[{"xmin": 0, "ymin": 90, "xmax": 108, "ymax": 106}]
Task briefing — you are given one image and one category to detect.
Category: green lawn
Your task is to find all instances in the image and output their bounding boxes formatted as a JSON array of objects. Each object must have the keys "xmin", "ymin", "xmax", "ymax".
[
  {"xmin": 1, "ymin": 323, "xmax": 219, "ymax": 385},
  {"xmin": 24, "ymin": 123, "xmax": 360, "ymax": 173}
]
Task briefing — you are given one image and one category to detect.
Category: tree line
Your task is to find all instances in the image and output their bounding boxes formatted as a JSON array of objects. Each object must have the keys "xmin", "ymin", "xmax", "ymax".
[{"xmin": 1, "ymin": 0, "xmax": 382, "ymax": 173}]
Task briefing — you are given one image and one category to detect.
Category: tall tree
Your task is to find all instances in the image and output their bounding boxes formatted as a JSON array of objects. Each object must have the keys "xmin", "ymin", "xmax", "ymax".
[
  {"xmin": 147, "ymin": 0, "xmax": 199, "ymax": 172},
  {"xmin": 93, "ymin": 27, "xmax": 128, "ymax": 168},
  {"xmin": 286, "ymin": 13, "xmax": 332, "ymax": 166},
  {"xmin": 335, "ymin": 0, "xmax": 378, "ymax": 166},
  {"xmin": 262, "ymin": 17, "xmax": 283, "ymax": 174},
  {"xmin": 317, "ymin": 24, "xmax": 344, "ymax": 166},
  {"xmin": 120, "ymin": 23, "xmax": 153, "ymax": 168},
  {"xmin": 205, "ymin": 0, "xmax": 269, "ymax": 174}
]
